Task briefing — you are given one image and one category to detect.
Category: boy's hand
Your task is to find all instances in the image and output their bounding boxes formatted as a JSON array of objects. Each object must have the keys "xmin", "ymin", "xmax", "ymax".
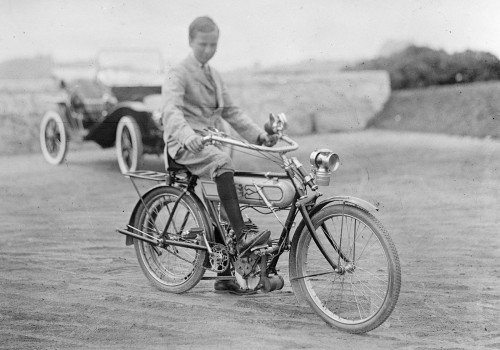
[
  {"xmin": 185, "ymin": 134, "xmax": 205, "ymax": 153},
  {"xmin": 258, "ymin": 133, "xmax": 279, "ymax": 147}
]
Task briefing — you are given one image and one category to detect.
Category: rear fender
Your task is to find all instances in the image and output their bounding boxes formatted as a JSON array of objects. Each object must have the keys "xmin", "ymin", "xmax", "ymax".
[{"xmin": 125, "ymin": 185, "xmax": 214, "ymax": 246}]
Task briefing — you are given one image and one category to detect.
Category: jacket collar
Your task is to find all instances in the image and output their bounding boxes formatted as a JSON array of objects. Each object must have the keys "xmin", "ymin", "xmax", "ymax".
[
  {"xmin": 187, "ymin": 53, "xmax": 205, "ymax": 69},
  {"xmin": 185, "ymin": 54, "xmax": 215, "ymax": 92}
]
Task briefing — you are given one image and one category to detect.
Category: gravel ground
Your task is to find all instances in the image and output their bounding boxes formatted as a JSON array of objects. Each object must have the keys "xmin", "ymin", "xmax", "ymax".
[{"xmin": 1, "ymin": 130, "xmax": 499, "ymax": 349}]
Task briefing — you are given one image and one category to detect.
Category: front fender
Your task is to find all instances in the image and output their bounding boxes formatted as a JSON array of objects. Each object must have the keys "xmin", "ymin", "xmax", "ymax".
[
  {"xmin": 125, "ymin": 185, "xmax": 214, "ymax": 246},
  {"xmin": 313, "ymin": 196, "xmax": 378, "ymax": 215}
]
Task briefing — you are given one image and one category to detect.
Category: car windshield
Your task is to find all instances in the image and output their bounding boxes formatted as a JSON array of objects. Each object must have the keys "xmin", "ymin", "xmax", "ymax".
[{"xmin": 97, "ymin": 50, "xmax": 164, "ymax": 87}]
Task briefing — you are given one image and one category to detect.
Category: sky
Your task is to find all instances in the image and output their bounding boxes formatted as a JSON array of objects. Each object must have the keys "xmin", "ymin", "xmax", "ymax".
[{"xmin": 2, "ymin": 0, "xmax": 500, "ymax": 71}]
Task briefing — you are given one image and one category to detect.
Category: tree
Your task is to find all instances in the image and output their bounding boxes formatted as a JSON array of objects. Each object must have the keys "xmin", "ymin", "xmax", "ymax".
[{"xmin": 346, "ymin": 45, "xmax": 500, "ymax": 90}]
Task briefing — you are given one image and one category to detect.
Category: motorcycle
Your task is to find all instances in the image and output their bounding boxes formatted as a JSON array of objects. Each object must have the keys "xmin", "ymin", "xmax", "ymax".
[{"xmin": 117, "ymin": 113, "xmax": 401, "ymax": 334}]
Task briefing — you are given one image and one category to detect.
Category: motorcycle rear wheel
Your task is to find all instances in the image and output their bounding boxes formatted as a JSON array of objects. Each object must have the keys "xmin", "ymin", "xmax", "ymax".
[
  {"xmin": 132, "ymin": 186, "xmax": 208, "ymax": 293},
  {"xmin": 290, "ymin": 205, "xmax": 401, "ymax": 334}
]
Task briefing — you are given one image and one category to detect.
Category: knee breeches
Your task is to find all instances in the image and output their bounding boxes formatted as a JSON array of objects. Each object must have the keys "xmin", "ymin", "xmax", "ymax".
[{"xmin": 170, "ymin": 144, "xmax": 234, "ymax": 179}]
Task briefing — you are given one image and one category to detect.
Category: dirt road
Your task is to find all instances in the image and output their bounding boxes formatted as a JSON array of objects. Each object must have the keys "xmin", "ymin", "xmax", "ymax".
[{"xmin": 1, "ymin": 130, "xmax": 499, "ymax": 349}]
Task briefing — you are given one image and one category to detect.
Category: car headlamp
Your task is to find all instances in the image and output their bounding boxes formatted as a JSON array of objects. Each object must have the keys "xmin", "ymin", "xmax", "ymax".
[{"xmin": 309, "ymin": 149, "xmax": 340, "ymax": 186}]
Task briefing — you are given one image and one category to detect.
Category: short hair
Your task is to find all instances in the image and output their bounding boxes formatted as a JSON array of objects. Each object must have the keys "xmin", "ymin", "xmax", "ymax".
[{"xmin": 189, "ymin": 16, "xmax": 219, "ymax": 41}]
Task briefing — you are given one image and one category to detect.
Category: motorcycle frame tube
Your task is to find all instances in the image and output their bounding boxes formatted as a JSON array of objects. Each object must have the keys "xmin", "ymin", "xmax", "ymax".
[
  {"xmin": 160, "ymin": 188, "xmax": 189, "ymax": 239},
  {"xmin": 266, "ymin": 197, "xmax": 300, "ymax": 274},
  {"xmin": 266, "ymin": 164, "xmax": 320, "ymax": 273},
  {"xmin": 202, "ymin": 195, "xmax": 229, "ymax": 246},
  {"xmin": 118, "ymin": 227, "xmax": 209, "ymax": 252}
]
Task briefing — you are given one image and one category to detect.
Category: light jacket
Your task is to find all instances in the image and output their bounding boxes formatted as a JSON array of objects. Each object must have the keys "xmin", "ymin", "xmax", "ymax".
[{"xmin": 162, "ymin": 54, "xmax": 263, "ymax": 156}]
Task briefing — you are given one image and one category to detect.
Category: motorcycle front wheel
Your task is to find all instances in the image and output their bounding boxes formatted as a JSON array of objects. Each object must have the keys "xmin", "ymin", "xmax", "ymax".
[
  {"xmin": 290, "ymin": 204, "xmax": 401, "ymax": 334},
  {"xmin": 132, "ymin": 186, "xmax": 208, "ymax": 293}
]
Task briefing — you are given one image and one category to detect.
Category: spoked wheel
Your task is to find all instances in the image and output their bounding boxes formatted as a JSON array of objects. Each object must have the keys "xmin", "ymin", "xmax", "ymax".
[
  {"xmin": 116, "ymin": 116, "xmax": 143, "ymax": 173},
  {"xmin": 290, "ymin": 205, "xmax": 401, "ymax": 334},
  {"xmin": 40, "ymin": 110, "xmax": 68, "ymax": 165},
  {"xmin": 132, "ymin": 186, "xmax": 208, "ymax": 293}
]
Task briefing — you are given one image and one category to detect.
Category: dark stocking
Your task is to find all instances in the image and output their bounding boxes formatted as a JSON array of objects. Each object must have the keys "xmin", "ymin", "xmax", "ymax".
[{"xmin": 215, "ymin": 172, "xmax": 245, "ymax": 239}]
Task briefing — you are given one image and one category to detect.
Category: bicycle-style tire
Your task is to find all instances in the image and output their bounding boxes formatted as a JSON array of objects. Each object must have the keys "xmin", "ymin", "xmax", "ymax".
[
  {"xmin": 290, "ymin": 204, "xmax": 401, "ymax": 334},
  {"xmin": 132, "ymin": 186, "xmax": 208, "ymax": 293}
]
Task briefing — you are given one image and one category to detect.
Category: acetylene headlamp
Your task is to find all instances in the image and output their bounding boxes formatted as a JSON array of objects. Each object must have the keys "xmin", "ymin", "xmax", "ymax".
[{"xmin": 309, "ymin": 149, "xmax": 340, "ymax": 186}]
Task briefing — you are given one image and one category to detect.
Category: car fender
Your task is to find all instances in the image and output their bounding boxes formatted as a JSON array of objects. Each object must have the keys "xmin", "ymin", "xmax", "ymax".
[
  {"xmin": 125, "ymin": 185, "xmax": 214, "ymax": 246},
  {"xmin": 109, "ymin": 101, "xmax": 151, "ymax": 113},
  {"xmin": 84, "ymin": 106, "xmax": 153, "ymax": 147},
  {"xmin": 107, "ymin": 103, "xmax": 157, "ymax": 131}
]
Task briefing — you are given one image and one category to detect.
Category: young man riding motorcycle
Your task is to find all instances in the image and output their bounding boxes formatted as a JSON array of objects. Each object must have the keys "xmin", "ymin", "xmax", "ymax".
[{"xmin": 161, "ymin": 16, "xmax": 278, "ymax": 294}]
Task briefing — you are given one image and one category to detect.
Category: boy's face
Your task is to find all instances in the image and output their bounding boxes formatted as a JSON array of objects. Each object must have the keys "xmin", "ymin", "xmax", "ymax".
[{"xmin": 189, "ymin": 30, "xmax": 219, "ymax": 65}]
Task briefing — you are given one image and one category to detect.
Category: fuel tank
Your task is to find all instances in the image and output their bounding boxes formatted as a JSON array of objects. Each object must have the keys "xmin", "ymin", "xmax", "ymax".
[{"xmin": 200, "ymin": 172, "xmax": 296, "ymax": 209}]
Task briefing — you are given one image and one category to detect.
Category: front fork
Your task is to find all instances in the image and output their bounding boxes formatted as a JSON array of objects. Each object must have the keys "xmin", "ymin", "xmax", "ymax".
[
  {"xmin": 295, "ymin": 195, "xmax": 355, "ymax": 275},
  {"xmin": 296, "ymin": 197, "xmax": 340, "ymax": 272}
]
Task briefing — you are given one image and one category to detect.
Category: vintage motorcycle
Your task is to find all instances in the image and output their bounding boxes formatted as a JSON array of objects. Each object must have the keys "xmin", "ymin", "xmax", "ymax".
[{"xmin": 117, "ymin": 113, "xmax": 401, "ymax": 334}]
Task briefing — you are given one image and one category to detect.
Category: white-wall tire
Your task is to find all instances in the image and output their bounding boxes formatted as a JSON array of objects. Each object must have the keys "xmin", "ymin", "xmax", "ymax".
[
  {"xmin": 39, "ymin": 110, "xmax": 68, "ymax": 165},
  {"xmin": 116, "ymin": 116, "xmax": 143, "ymax": 173}
]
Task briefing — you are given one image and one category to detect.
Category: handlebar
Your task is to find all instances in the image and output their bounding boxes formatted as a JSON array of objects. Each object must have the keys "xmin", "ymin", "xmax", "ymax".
[{"xmin": 201, "ymin": 133, "xmax": 298, "ymax": 153}]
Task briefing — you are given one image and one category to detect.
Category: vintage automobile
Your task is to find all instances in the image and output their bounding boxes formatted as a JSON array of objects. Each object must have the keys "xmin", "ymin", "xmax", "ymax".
[{"xmin": 39, "ymin": 49, "xmax": 165, "ymax": 173}]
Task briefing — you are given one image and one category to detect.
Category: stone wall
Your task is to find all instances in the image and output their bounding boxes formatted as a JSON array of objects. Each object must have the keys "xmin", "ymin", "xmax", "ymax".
[{"xmin": 225, "ymin": 70, "xmax": 391, "ymax": 135}]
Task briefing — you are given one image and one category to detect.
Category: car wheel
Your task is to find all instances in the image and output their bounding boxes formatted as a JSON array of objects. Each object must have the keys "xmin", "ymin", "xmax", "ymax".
[
  {"xmin": 116, "ymin": 116, "xmax": 143, "ymax": 173},
  {"xmin": 40, "ymin": 110, "xmax": 68, "ymax": 165}
]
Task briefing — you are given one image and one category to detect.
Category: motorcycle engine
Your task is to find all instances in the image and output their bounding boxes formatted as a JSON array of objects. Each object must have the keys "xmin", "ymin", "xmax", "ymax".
[{"xmin": 234, "ymin": 253, "xmax": 261, "ymax": 290}]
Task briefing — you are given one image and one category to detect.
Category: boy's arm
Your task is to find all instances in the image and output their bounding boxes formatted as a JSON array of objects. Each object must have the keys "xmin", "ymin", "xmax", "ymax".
[
  {"xmin": 219, "ymin": 79, "xmax": 264, "ymax": 144},
  {"xmin": 161, "ymin": 68, "xmax": 197, "ymax": 148}
]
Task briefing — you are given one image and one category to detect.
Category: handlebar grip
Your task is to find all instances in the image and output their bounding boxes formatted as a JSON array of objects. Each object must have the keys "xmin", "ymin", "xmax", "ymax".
[{"xmin": 201, "ymin": 135, "xmax": 212, "ymax": 145}]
